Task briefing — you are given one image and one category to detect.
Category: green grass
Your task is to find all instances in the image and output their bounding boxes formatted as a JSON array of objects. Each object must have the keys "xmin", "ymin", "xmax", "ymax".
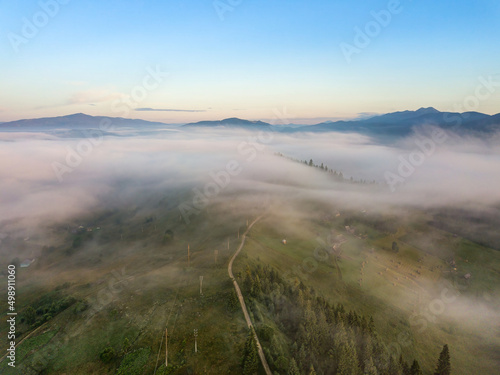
[
  {"xmin": 0, "ymin": 329, "xmax": 57, "ymax": 375},
  {"xmin": 116, "ymin": 347, "xmax": 151, "ymax": 375},
  {"xmin": 0, "ymin": 194, "xmax": 498, "ymax": 374},
  {"xmin": 233, "ymin": 211, "xmax": 500, "ymax": 375}
]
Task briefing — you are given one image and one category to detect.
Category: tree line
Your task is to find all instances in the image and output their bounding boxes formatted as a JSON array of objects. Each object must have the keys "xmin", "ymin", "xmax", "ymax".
[
  {"xmin": 239, "ymin": 264, "xmax": 451, "ymax": 375},
  {"xmin": 275, "ymin": 153, "xmax": 378, "ymax": 185}
]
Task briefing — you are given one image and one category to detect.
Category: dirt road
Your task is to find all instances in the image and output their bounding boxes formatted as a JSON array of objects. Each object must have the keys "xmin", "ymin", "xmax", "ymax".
[{"xmin": 228, "ymin": 215, "xmax": 272, "ymax": 375}]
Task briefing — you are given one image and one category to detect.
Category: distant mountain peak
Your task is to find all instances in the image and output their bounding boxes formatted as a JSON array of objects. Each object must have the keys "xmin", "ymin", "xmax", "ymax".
[
  {"xmin": 184, "ymin": 118, "xmax": 271, "ymax": 128},
  {"xmin": 0, "ymin": 113, "xmax": 167, "ymax": 128},
  {"xmin": 415, "ymin": 107, "xmax": 439, "ymax": 114}
]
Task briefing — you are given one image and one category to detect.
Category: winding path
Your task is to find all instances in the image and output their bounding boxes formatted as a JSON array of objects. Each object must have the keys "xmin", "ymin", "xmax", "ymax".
[{"xmin": 228, "ymin": 215, "xmax": 272, "ymax": 375}]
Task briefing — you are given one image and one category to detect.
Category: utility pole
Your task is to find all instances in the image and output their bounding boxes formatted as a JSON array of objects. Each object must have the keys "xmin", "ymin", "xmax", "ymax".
[
  {"xmin": 194, "ymin": 329, "xmax": 198, "ymax": 353},
  {"xmin": 165, "ymin": 328, "xmax": 168, "ymax": 367},
  {"xmin": 199, "ymin": 276, "xmax": 204, "ymax": 295}
]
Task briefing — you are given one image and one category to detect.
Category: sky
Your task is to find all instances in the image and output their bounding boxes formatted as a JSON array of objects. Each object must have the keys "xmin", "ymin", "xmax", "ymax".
[{"xmin": 1, "ymin": 0, "xmax": 499, "ymax": 124}]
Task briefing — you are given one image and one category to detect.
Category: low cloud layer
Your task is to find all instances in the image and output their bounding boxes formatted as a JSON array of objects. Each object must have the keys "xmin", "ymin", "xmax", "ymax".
[
  {"xmin": 0, "ymin": 125, "xmax": 499, "ymax": 367},
  {"xmin": 1, "ymin": 127, "xmax": 500, "ymax": 230}
]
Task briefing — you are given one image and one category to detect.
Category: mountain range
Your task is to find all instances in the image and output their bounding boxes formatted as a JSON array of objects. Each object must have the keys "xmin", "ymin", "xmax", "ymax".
[
  {"xmin": 0, "ymin": 113, "xmax": 168, "ymax": 129},
  {"xmin": 1, "ymin": 108, "xmax": 499, "ymax": 140}
]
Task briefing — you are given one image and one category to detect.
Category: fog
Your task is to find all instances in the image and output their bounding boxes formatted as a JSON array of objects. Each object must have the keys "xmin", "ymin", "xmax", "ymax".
[
  {"xmin": 1, "ymin": 126, "xmax": 500, "ymax": 233},
  {"xmin": 1, "ymin": 125, "xmax": 499, "ymax": 371}
]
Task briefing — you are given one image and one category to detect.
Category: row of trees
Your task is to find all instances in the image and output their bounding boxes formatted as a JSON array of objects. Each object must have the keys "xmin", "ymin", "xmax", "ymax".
[
  {"xmin": 240, "ymin": 264, "xmax": 451, "ymax": 375},
  {"xmin": 274, "ymin": 153, "xmax": 377, "ymax": 185},
  {"xmin": 302, "ymin": 159, "xmax": 377, "ymax": 185}
]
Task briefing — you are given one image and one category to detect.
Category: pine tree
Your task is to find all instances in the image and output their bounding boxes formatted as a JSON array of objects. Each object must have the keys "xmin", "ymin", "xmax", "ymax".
[
  {"xmin": 308, "ymin": 364, "xmax": 317, "ymax": 375},
  {"xmin": 359, "ymin": 336, "xmax": 373, "ymax": 370},
  {"xmin": 297, "ymin": 344, "xmax": 308, "ymax": 370},
  {"xmin": 252, "ymin": 274, "xmax": 262, "ymax": 297},
  {"xmin": 399, "ymin": 354, "xmax": 410, "ymax": 375},
  {"xmin": 364, "ymin": 357, "xmax": 378, "ymax": 375},
  {"xmin": 434, "ymin": 344, "xmax": 451, "ymax": 375},
  {"xmin": 387, "ymin": 355, "xmax": 402, "ymax": 375},
  {"xmin": 367, "ymin": 317, "xmax": 375, "ymax": 334},
  {"xmin": 287, "ymin": 358, "xmax": 301, "ymax": 375},
  {"xmin": 410, "ymin": 360, "xmax": 423, "ymax": 375},
  {"xmin": 243, "ymin": 267, "xmax": 253, "ymax": 293},
  {"xmin": 121, "ymin": 337, "xmax": 131, "ymax": 355},
  {"xmin": 242, "ymin": 329, "xmax": 259, "ymax": 375},
  {"xmin": 337, "ymin": 342, "xmax": 360, "ymax": 375},
  {"xmin": 227, "ymin": 289, "xmax": 239, "ymax": 311}
]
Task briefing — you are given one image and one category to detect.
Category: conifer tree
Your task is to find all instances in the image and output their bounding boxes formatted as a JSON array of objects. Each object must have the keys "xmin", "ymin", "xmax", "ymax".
[
  {"xmin": 387, "ymin": 355, "xmax": 402, "ymax": 375},
  {"xmin": 287, "ymin": 358, "xmax": 301, "ymax": 375},
  {"xmin": 410, "ymin": 360, "xmax": 423, "ymax": 375},
  {"xmin": 434, "ymin": 344, "xmax": 451, "ymax": 375},
  {"xmin": 242, "ymin": 329, "xmax": 259, "ymax": 375},
  {"xmin": 399, "ymin": 354, "xmax": 410, "ymax": 375},
  {"xmin": 364, "ymin": 357, "xmax": 378, "ymax": 375},
  {"xmin": 337, "ymin": 342, "xmax": 360, "ymax": 375},
  {"xmin": 368, "ymin": 317, "xmax": 376, "ymax": 334}
]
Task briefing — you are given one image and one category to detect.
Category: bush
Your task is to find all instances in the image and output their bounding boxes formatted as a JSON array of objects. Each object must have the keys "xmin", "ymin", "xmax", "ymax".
[
  {"xmin": 23, "ymin": 306, "xmax": 37, "ymax": 325},
  {"xmin": 116, "ymin": 348, "xmax": 151, "ymax": 375},
  {"xmin": 73, "ymin": 300, "xmax": 89, "ymax": 314},
  {"xmin": 257, "ymin": 325, "xmax": 274, "ymax": 342},
  {"xmin": 99, "ymin": 347, "xmax": 116, "ymax": 363}
]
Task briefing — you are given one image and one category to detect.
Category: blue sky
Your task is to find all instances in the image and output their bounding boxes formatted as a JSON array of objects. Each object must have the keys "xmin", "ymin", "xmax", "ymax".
[{"xmin": 1, "ymin": 0, "xmax": 499, "ymax": 123}]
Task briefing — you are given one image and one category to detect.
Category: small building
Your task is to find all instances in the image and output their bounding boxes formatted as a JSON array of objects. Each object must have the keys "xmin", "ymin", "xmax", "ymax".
[
  {"xmin": 464, "ymin": 273, "xmax": 471, "ymax": 280},
  {"xmin": 281, "ymin": 239, "xmax": 287, "ymax": 245}
]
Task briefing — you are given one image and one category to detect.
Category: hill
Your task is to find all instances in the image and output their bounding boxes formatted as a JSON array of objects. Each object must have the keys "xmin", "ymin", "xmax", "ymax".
[
  {"xmin": 293, "ymin": 107, "xmax": 500, "ymax": 138},
  {"xmin": 0, "ymin": 113, "xmax": 168, "ymax": 129},
  {"xmin": 183, "ymin": 117, "xmax": 271, "ymax": 129}
]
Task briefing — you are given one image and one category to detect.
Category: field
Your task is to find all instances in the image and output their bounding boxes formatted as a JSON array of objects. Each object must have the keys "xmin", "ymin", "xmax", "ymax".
[
  {"xmin": 232, "ymin": 207, "xmax": 500, "ymax": 375},
  {"xmin": 0, "ymin": 189, "xmax": 498, "ymax": 374}
]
